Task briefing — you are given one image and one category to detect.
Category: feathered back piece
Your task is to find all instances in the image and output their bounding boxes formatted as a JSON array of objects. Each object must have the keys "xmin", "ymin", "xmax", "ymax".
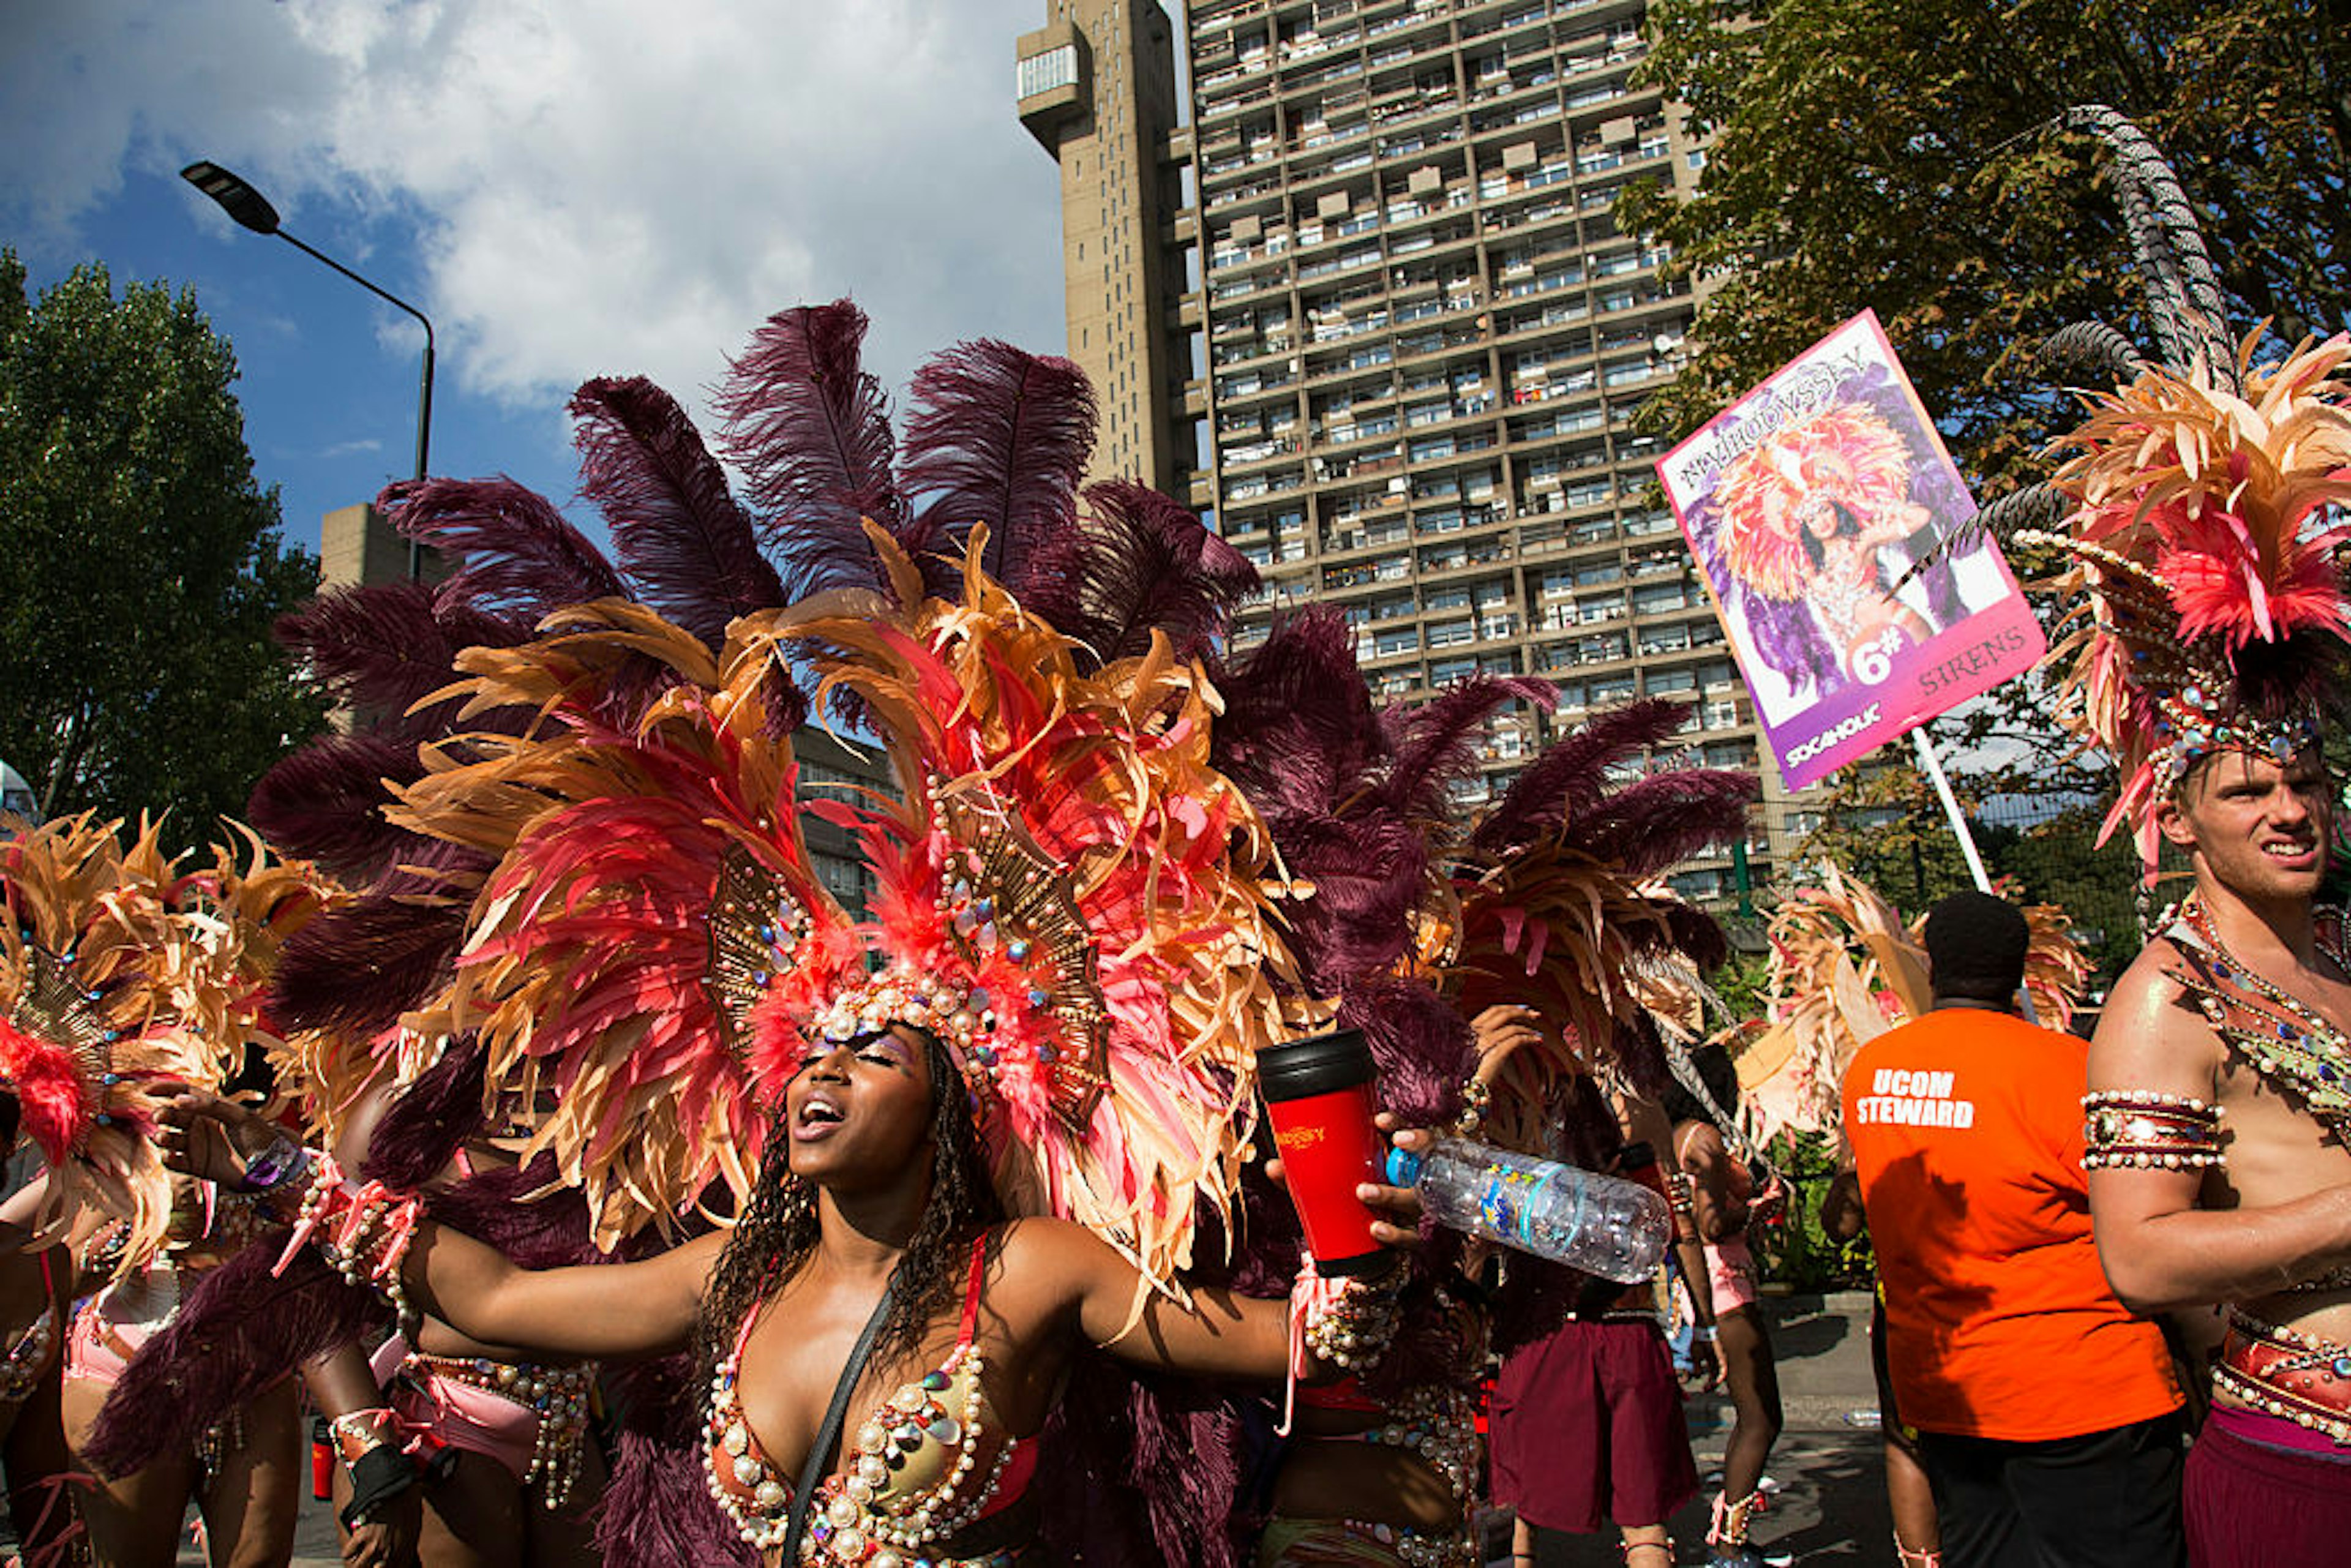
[
  {"xmin": 0, "ymin": 817, "xmax": 225, "ymax": 1276},
  {"xmin": 383, "ymin": 598, "xmax": 819, "ymax": 1246},
  {"xmin": 1930, "ymin": 108, "xmax": 2351, "ymax": 874},
  {"xmin": 1438, "ymin": 699, "xmax": 1755, "ymax": 1148},
  {"xmin": 1727, "ymin": 865, "xmax": 2089, "ymax": 1144},
  {"xmin": 389, "ymin": 528, "xmax": 1317, "ymax": 1278}
]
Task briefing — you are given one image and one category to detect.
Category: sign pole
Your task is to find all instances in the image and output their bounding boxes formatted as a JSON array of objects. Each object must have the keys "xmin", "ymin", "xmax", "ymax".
[
  {"xmin": 1911, "ymin": 727, "xmax": 1992, "ymax": 895},
  {"xmin": 1910, "ymin": 727, "xmax": 2040, "ymax": 1024}
]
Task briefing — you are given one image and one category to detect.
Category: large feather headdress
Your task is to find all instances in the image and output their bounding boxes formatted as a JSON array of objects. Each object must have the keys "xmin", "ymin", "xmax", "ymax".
[
  {"xmin": 390, "ymin": 531, "xmax": 1315, "ymax": 1277},
  {"xmin": 1728, "ymin": 864, "xmax": 2090, "ymax": 1144},
  {"xmin": 1940, "ymin": 107, "xmax": 2351, "ymax": 873},
  {"xmin": 0, "ymin": 817, "xmax": 232, "ymax": 1274},
  {"xmin": 329, "ymin": 298, "xmax": 1308, "ymax": 1283}
]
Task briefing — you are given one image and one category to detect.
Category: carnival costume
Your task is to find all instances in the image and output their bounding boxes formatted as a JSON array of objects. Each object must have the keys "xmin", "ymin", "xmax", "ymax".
[
  {"xmin": 1932, "ymin": 106, "xmax": 2351, "ymax": 1561},
  {"xmin": 107, "ymin": 302, "xmax": 1348, "ymax": 1568},
  {"xmin": 1, "ymin": 814, "xmax": 331, "ymax": 1513}
]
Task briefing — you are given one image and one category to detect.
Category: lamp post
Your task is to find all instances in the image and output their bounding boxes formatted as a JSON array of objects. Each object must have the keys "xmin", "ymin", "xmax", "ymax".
[{"xmin": 181, "ymin": 160, "xmax": 435, "ymax": 577}]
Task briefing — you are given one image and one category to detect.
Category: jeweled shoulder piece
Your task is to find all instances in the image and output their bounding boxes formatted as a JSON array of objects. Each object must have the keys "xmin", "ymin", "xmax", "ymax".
[{"xmin": 2164, "ymin": 896, "xmax": 2351, "ymax": 1142}]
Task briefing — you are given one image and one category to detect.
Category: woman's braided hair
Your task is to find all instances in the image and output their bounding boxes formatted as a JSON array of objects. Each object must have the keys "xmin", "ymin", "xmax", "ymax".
[{"xmin": 692, "ymin": 1031, "xmax": 1007, "ymax": 1395}]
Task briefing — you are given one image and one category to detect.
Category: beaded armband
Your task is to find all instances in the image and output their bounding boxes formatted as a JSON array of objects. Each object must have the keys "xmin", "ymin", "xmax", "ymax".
[
  {"xmin": 274, "ymin": 1156, "xmax": 427, "ymax": 1329},
  {"xmin": 1297, "ymin": 1260, "xmax": 1401, "ymax": 1373},
  {"xmin": 2082, "ymin": 1090, "xmax": 2225, "ymax": 1171}
]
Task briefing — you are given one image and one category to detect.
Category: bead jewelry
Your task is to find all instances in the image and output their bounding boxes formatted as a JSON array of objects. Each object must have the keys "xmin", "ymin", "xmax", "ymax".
[
  {"xmin": 0, "ymin": 1312, "xmax": 56, "ymax": 1405},
  {"xmin": 409, "ymin": 1356, "xmax": 594, "ymax": 1510},
  {"xmin": 1300, "ymin": 1270, "xmax": 1406, "ymax": 1372},
  {"xmin": 1362, "ymin": 1384, "xmax": 1480, "ymax": 1501},
  {"xmin": 1321, "ymin": 1519, "xmax": 1478, "ymax": 1567},
  {"xmin": 1453, "ymin": 1076, "xmax": 1492, "ymax": 1139},
  {"xmin": 193, "ymin": 1408, "xmax": 247, "ymax": 1480},
  {"xmin": 2168, "ymin": 894, "xmax": 2351, "ymax": 1143},
  {"xmin": 2080, "ymin": 1090, "xmax": 2226, "ymax": 1170},
  {"xmin": 705, "ymin": 1343, "xmax": 1007, "ymax": 1562},
  {"xmin": 284, "ymin": 1157, "xmax": 424, "ymax": 1332},
  {"xmin": 329, "ymin": 1408, "xmax": 400, "ymax": 1465},
  {"xmin": 2214, "ymin": 1310, "xmax": 2351, "ymax": 1446}
]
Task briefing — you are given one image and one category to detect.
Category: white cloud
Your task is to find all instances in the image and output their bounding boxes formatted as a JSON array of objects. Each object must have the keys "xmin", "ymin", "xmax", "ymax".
[{"xmin": 0, "ymin": 0, "xmax": 1071, "ymax": 416}]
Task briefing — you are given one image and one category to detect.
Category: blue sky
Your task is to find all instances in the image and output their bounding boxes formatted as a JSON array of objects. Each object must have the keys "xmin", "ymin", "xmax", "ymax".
[{"xmin": 1, "ymin": 1, "xmax": 1079, "ymax": 561}]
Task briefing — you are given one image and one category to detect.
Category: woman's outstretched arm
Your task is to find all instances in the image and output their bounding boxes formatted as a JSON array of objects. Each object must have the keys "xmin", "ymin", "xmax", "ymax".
[
  {"xmin": 1010, "ymin": 1123, "xmax": 1428, "ymax": 1383},
  {"xmin": 161, "ymin": 1090, "xmax": 720, "ymax": 1362}
]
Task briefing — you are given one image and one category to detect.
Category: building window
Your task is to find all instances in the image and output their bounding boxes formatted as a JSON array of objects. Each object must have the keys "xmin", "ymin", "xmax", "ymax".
[{"xmin": 1018, "ymin": 45, "xmax": 1080, "ymax": 102}]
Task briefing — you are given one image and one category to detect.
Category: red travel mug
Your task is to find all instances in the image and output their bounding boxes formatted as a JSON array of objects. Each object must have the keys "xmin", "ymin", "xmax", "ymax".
[
  {"xmin": 310, "ymin": 1417, "xmax": 334, "ymax": 1500},
  {"xmin": 1259, "ymin": 1029, "xmax": 1387, "ymax": 1277}
]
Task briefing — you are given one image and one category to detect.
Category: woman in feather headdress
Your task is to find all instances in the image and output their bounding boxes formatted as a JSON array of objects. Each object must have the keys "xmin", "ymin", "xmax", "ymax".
[
  {"xmin": 0, "ymin": 816, "xmax": 332, "ymax": 1568},
  {"xmin": 145, "ymin": 301, "xmax": 1436, "ymax": 1568},
  {"xmin": 165, "ymin": 545, "xmax": 1430, "ymax": 1568},
  {"xmin": 1204, "ymin": 613, "xmax": 1753, "ymax": 1568}
]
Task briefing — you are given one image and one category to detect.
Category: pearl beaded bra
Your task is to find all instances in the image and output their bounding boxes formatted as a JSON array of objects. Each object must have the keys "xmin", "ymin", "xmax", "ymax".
[{"xmin": 705, "ymin": 1234, "xmax": 1037, "ymax": 1564}]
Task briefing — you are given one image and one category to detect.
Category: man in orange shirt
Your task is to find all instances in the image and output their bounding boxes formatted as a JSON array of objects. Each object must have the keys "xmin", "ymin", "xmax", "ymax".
[{"xmin": 1843, "ymin": 890, "xmax": 2184, "ymax": 1568}]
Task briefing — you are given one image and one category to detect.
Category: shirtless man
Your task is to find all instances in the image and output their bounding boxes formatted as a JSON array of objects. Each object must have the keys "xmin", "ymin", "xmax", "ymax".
[{"xmin": 2089, "ymin": 740, "xmax": 2351, "ymax": 1562}]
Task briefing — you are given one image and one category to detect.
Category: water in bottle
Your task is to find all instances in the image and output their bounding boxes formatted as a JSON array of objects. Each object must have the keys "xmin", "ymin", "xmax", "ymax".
[{"xmin": 1385, "ymin": 1135, "xmax": 1670, "ymax": 1282}]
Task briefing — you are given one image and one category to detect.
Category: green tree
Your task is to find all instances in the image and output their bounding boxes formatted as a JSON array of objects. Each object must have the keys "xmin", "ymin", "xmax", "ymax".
[
  {"xmin": 1793, "ymin": 753, "xmax": 1981, "ymax": 912},
  {"xmin": 0, "ymin": 251, "xmax": 326, "ymax": 830},
  {"xmin": 1621, "ymin": 0, "xmax": 2350, "ymax": 492}
]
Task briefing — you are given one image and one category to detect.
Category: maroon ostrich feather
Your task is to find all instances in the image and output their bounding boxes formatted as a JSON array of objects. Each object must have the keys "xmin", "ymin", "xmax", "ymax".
[{"xmin": 572, "ymin": 375, "xmax": 785, "ymax": 649}]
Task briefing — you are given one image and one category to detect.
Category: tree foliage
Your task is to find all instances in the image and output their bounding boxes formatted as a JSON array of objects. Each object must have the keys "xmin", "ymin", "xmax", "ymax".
[
  {"xmin": 1626, "ymin": 1, "xmax": 2347, "ymax": 931},
  {"xmin": 0, "ymin": 251, "xmax": 326, "ymax": 831},
  {"xmin": 1622, "ymin": 0, "xmax": 2350, "ymax": 491}
]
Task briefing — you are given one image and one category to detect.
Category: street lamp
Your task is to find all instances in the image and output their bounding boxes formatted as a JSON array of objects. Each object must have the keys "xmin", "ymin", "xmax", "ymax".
[{"xmin": 181, "ymin": 159, "xmax": 436, "ymax": 576}]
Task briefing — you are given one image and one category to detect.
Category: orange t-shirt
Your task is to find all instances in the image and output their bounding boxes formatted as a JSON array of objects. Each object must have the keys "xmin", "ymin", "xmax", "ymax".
[{"xmin": 1843, "ymin": 1007, "xmax": 2181, "ymax": 1441}]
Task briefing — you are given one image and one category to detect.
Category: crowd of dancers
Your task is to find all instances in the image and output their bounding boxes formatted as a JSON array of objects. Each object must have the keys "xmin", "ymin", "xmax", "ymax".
[{"xmin": 1, "ymin": 114, "xmax": 2347, "ymax": 1568}]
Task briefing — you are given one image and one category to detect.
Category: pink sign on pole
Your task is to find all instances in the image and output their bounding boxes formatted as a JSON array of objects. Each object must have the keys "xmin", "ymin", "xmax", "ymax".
[{"xmin": 1654, "ymin": 310, "xmax": 2045, "ymax": 790}]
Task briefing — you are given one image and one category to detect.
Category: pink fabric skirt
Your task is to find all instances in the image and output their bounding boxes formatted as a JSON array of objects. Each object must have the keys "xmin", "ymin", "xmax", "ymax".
[
  {"xmin": 392, "ymin": 1362, "xmax": 542, "ymax": 1484},
  {"xmin": 1705, "ymin": 1236, "xmax": 1760, "ymax": 1316}
]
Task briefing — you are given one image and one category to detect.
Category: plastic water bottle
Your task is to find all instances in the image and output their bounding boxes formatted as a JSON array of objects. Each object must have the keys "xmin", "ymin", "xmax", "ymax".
[{"xmin": 1384, "ymin": 1135, "xmax": 1670, "ymax": 1282}]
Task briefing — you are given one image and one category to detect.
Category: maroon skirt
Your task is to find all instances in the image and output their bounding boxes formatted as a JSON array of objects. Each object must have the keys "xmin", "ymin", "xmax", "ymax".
[
  {"xmin": 2185, "ymin": 1415, "xmax": 2351, "ymax": 1567},
  {"xmin": 1488, "ymin": 1317, "xmax": 1697, "ymax": 1534}
]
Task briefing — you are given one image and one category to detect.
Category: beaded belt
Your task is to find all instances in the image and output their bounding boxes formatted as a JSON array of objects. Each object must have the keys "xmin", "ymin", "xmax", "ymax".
[
  {"xmin": 2214, "ymin": 1312, "xmax": 2351, "ymax": 1447},
  {"xmin": 0, "ymin": 1313, "xmax": 56, "ymax": 1405},
  {"xmin": 405, "ymin": 1352, "xmax": 596, "ymax": 1508}
]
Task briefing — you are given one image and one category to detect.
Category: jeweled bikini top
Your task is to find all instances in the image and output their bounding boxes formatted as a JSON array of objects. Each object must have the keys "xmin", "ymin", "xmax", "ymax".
[{"xmin": 703, "ymin": 1234, "xmax": 1037, "ymax": 1566}]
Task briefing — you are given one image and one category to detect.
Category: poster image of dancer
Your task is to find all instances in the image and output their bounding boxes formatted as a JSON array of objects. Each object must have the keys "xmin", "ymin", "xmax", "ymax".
[{"xmin": 1655, "ymin": 310, "xmax": 2044, "ymax": 789}]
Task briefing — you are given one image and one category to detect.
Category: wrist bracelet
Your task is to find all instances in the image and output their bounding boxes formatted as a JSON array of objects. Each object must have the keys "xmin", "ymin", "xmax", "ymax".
[
  {"xmin": 1693, "ymin": 1325, "xmax": 1717, "ymax": 1343},
  {"xmin": 330, "ymin": 1408, "xmax": 398, "ymax": 1466},
  {"xmin": 1664, "ymin": 1172, "xmax": 1697, "ymax": 1215}
]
